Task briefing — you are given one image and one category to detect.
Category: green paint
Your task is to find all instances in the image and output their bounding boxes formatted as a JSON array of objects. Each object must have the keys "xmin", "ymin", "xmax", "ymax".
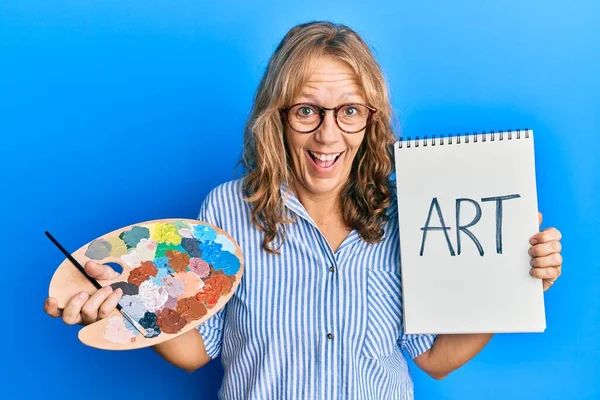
[
  {"xmin": 155, "ymin": 242, "xmax": 185, "ymax": 258},
  {"xmin": 119, "ymin": 226, "xmax": 150, "ymax": 249}
]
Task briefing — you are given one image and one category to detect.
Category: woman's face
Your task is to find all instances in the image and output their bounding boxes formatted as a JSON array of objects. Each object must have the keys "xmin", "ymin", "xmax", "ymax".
[{"xmin": 284, "ymin": 56, "xmax": 366, "ymax": 199}]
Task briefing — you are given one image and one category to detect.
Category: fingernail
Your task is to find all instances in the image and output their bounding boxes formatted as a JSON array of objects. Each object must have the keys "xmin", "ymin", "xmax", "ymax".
[
  {"xmin": 530, "ymin": 238, "xmax": 538, "ymax": 245},
  {"xmin": 115, "ymin": 288, "xmax": 123, "ymax": 296},
  {"xmin": 78, "ymin": 292, "xmax": 89, "ymax": 299}
]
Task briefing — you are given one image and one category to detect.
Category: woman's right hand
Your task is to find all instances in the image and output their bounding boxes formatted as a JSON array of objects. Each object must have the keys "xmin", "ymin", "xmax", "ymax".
[{"xmin": 44, "ymin": 261, "xmax": 124, "ymax": 326}]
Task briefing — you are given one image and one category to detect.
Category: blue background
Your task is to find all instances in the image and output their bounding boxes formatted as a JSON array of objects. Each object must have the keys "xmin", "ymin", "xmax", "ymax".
[{"xmin": 2, "ymin": 1, "xmax": 598, "ymax": 399}]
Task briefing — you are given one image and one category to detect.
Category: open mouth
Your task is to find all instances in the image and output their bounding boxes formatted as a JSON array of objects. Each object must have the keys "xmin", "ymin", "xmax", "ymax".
[{"xmin": 306, "ymin": 150, "xmax": 344, "ymax": 170}]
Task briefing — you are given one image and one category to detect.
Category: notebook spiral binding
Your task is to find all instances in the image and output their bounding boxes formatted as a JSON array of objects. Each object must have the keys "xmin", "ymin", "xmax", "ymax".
[{"xmin": 397, "ymin": 129, "xmax": 531, "ymax": 149}]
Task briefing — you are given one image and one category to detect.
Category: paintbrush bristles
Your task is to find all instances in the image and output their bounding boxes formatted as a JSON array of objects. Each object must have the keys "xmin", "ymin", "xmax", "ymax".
[{"xmin": 120, "ymin": 309, "xmax": 150, "ymax": 338}]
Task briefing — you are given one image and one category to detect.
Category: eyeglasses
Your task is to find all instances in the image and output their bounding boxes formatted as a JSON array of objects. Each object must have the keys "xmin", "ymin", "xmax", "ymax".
[{"xmin": 280, "ymin": 103, "xmax": 377, "ymax": 134}]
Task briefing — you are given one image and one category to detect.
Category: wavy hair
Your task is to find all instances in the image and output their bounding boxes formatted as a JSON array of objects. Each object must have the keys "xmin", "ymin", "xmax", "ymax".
[{"xmin": 241, "ymin": 21, "xmax": 397, "ymax": 254}]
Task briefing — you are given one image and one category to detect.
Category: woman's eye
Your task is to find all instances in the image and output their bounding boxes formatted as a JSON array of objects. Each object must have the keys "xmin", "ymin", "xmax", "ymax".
[
  {"xmin": 298, "ymin": 107, "xmax": 314, "ymax": 116},
  {"xmin": 344, "ymin": 106, "xmax": 358, "ymax": 116}
]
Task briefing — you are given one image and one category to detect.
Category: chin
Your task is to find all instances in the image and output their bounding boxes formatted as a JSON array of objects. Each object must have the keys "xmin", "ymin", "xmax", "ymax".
[{"xmin": 300, "ymin": 176, "xmax": 346, "ymax": 197}]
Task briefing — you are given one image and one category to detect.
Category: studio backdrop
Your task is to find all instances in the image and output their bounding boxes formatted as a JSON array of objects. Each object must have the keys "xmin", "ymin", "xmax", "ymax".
[{"xmin": 2, "ymin": 1, "xmax": 598, "ymax": 399}]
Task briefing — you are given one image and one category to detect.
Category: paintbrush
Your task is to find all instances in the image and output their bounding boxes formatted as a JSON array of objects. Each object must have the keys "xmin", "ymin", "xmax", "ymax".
[{"xmin": 45, "ymin": 231, "xmax": 152, "ymax": 338}]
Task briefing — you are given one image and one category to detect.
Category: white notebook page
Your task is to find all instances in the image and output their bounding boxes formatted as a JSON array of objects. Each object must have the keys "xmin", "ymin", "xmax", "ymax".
[{"xmin": 394, "ymin": 130, "xmax": 546, "ymax": 334}]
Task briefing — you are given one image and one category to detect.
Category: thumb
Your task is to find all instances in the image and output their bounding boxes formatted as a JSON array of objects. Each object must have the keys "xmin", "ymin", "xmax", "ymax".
[
  {"xmin": 44, "ymin": 297, "xmax": 62, "ymax": 318},
  {"xmin": 84, "ymin": 260, "xmax": 121, "ymax": 280}
]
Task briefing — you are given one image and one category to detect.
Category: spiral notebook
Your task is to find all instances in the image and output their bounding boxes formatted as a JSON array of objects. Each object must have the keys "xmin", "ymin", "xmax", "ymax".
[{"xmin": 394, "ymin": 129, "xmax": 546, "ymax": 334}]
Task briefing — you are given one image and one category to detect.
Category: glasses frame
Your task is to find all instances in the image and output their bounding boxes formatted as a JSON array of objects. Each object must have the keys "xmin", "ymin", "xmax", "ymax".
[{"xmin": 280, "ymin": 102, "xmax": 377, "ymax": 134}]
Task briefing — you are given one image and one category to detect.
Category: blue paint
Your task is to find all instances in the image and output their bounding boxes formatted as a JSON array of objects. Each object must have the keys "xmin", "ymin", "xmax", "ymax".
[
  {"xmin": 199, "ymin": 241, "xmax": 240, "ymax": 275},
  {"xmin": 193, "ymin": 225, "xmax": 217, "ymax": 243},
  {"xmin": 123, "ymin": 318, "xmax": 139, "ymax": 336},
  {"xmin": 213, "ymin": 250, "xmax": 241, "ymax": 275},
  {"xmin": 181, "ymin": 237, "xmax": 202, "ymax": 258},
  {"xmin": 149, "ymin": 267, "xmax": 170, "ymax": 286},
  {"xmin": 138, "ymin": 312, "xmax": 161, "ymax": 338},
  {"xmin": 153, "ymin": 256, "xmax": 174, "ymax": 275}
]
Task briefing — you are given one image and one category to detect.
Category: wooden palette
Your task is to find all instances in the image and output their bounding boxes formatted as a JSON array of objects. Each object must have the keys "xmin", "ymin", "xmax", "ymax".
[{"xmin": 48, "ymin": 218, "xmax": 243, "ymax": 350}]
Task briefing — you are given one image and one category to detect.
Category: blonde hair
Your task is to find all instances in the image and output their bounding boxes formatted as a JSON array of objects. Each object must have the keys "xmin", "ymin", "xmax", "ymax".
[{"xmin": 241, "ymin": 21, "xmax": 397, "ymax": 253}]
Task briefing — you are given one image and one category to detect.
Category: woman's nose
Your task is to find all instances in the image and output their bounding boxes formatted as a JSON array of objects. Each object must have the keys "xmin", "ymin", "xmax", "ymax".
[{"xmin": 314, "ymin": 111, "xmax": 342, "ymax": 145}]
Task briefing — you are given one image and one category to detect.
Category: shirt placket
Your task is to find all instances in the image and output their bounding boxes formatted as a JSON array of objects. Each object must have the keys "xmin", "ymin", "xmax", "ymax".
[{"xmin": 282, "ymin": 191, "xmax": 340, "ymax": 400}]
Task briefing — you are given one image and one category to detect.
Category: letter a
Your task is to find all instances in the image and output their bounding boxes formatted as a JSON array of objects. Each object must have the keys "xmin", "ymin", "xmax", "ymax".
[{"xmin": 420, "ymin": 197, "xmax": 456, "ymax": 256}]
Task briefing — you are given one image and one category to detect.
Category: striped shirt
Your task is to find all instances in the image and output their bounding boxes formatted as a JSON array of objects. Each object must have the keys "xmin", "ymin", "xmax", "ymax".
[{"xmin": 196, "ymin": 179, "xmax": 437, "ymax": 399}]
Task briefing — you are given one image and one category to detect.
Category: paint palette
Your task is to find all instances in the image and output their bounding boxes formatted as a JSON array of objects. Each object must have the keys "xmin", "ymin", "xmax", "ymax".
[{"xmin": 48, "ymin": 218, "xmax": 243, "ymax": 350}]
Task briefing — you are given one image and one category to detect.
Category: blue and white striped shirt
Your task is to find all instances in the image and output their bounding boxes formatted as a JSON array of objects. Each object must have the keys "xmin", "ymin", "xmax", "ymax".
[{"xmin": 196, "ymin": 179, "xmax": 437, "ymax": 399}]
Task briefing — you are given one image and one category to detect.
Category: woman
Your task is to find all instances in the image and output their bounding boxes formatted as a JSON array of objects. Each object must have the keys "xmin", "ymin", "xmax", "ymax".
[{"xmin": 44, "ymin": 21, "xmax": 563, "ymax": 399}]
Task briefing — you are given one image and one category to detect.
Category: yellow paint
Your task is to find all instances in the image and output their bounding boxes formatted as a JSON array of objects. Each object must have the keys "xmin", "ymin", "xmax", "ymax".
[
  {"xmin": 106, "ymin": 235, "xmax": 128, "ymax": 257},
  {"xmin": 150, "ymin": 223, "xmax": 182, "ymax": 246}
]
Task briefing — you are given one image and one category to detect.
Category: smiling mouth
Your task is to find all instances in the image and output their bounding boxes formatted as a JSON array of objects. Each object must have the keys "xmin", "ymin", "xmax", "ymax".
[{"xmin": 307, "ymin": 150, "xmax": 344, "ymax": 169}]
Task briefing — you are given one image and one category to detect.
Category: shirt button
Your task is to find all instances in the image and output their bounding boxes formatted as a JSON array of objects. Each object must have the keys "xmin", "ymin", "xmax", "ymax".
[
  {"xmin": 327, "ymin": 333, "xmax": 333, "ymax": 340},
  {"xmin": 329, "ymin": 265, "xmax": 335, "ymax": 272}
]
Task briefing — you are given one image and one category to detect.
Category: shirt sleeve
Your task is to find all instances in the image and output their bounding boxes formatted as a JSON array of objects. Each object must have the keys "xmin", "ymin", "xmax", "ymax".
[
  {"xmin": 401, "ymin": 333, "xmax": 437, "ymax": 359},
  {"xmin": 195, "ymin": 189, "xmax": 227, "ymax": 359},
  {"xmin": 197, "ymin": 307, "xmax": 226, "ymax": 359}
]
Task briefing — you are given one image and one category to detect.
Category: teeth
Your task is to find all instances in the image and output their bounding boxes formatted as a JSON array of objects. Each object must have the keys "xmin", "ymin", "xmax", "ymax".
[{"xmin": 309, "ymin": 151, "xmax": 340, "ymax": 161}]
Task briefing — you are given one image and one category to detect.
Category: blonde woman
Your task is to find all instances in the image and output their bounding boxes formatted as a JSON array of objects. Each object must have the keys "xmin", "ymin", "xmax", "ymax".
[{"xmin": 44, "ymin": 21, "xmax": 563, "ymax": 399}]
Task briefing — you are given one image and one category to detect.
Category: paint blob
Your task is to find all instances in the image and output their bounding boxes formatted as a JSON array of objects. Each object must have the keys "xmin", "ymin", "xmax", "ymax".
[
  {"xmin": 104, "ymin": 316, "xmax": 136, "ymax": 344},
  {"xmin": 135, "ymin": 238, "xmax": 158, "ymax": 261},
  {"xmin": 119, "ymin": 295, "xmax": 147, "ymax": 321},
  {"xmin": 178, "ymin": 227, "xmax": 194, "ymax": 239},
  {"xmin": 138, "ymin": 280, "xmax": 169, "ymax": 312},
  {"xmin": 155, "ymin": 242, "xmax": 184, "ymax": 258},
  {"xmin": 161, "ymin": 296, "xmax": 178, "ymax": 310},
  {"xmin": 176, "ymin": 271, "xmax": 205, "ymax": 299},
  {"xmin": 106, "ymin": 235, "xmax": 128, "ymax": 257},
  {"xmin": 128, "ymin": 261, "xmax": 158, "ymax": 286},
  {"xmin": 121, "ymin": 250, "xmax": 143, "ymax": 268},
  {"xmin": 176, "ymin": 297, "xmax": 207, "ymax": 321},
  {"xmin": 151, "ymin": 223, "xmax": 182, "ymax": 246},
  {"xmin": 120, "ymin": 226, "xmax": 150, "ymax": 249},
  {"xmin": 110, "ymin": 281, "xmax": 139, "ymax": 296},
  {"xmin": 156, "ymin": 308, "xmax": 187, "ymax": 334},
  {"xmin": 153, "ymin": 256, "xmax": 170, "ymax": 270},
  {"xmin": 162, "ymin": 274, "xmax": 185, "ymax": 298},
  {"xmin": 181, "ymin": 237, "xmax": 202, "ymax": 258},
  {"xmin": 196, "ymin": 272, "xmax": 236, "ymax": 309},
  {"xmin": 165, "ymin": 250, "xmax": 190, "ymax": 273},
  {"xmin": 85, "ymin": 239, "xmax": 112, "ymax": 260},
  {"xmin": 193, "ymin": 225, "xmax": 217, "ymax": 242},
  {"xmin": 200, "ymin": 241, "xmax": 241, "ymax": 275},
  {"xmin": 139, "ymin": 311, "xmax": 161, "ymax": 338},
  {"xmin": 149, "ymin": 267, "xmax": 170, "ymax": 286},
  {"xmin": 123, "ymin": 318, "xmax": 139, "ymax": 337},
  {"xmin": 215, "ymin": 234, "xmax": 236, "ymax": 254},
  {"xmin": 188, "ymin": 257, "xmax": 210, "ymax": 278}
]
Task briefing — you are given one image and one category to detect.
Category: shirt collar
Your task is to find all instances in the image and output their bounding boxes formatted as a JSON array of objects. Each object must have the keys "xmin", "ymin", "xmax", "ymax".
[{"xmin": 279, "ymin": 180, "xmax": 398, "ymax": 231}]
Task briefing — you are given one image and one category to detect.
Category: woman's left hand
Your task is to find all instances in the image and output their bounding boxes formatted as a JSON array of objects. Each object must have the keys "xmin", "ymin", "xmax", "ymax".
[{"xmin": 529, "ymin": 212, "xmax": 563, "ymax": 291}]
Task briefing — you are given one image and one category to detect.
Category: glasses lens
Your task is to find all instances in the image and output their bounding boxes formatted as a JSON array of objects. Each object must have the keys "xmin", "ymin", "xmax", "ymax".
[
  {"xmin": 287, "ymin": 104, "xmax": 322, "ymax": 132},
  {"xmin": 337, "ymin": 104, "xmax": 370, "ymax": 133}
]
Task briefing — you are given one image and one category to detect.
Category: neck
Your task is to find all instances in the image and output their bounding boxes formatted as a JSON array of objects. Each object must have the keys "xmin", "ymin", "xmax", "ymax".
[{"xmin": 291, "ymin": 181, "xmax": 345, "ymax": 226}]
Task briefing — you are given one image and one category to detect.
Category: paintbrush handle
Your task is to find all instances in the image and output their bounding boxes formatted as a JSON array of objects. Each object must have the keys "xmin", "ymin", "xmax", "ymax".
[{"xmin": 45, "ymin": 231, "xmax": 103, "ymax": 290}]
